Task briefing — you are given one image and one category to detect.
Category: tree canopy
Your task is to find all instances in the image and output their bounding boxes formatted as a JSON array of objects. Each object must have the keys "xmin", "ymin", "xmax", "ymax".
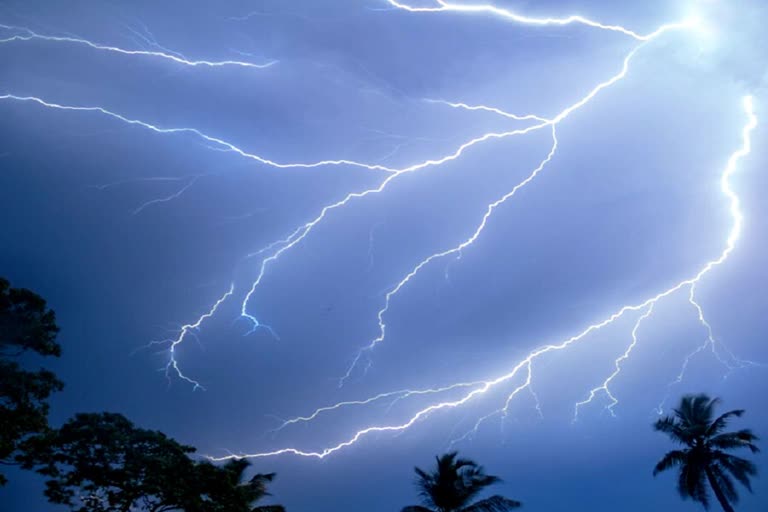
[
  {"xmin": 18, "ymin": 412, "xmax": 285, "ymax": 512},
  {"xmin": 0, "ymin": 277, "xmax": 63, "ymax": 485}
]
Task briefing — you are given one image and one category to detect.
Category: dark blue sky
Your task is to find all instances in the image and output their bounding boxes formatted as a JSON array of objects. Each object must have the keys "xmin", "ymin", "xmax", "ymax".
[{"xmin": 2, "ymin": 1, "xmax": 767, "ymax": 510}]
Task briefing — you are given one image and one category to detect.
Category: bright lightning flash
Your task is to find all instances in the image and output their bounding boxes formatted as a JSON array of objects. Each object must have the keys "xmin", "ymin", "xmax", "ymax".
[
  {"xmin": 146, "ymin": 284, "xmax": 235, "ymax": 391},
  {"xmin": 210, "ymin": 95, "xmax": 757, "ymax": 461},
  {"xmin": 37, "ymin": 0, "xmax": 693, "ymax": 389},
  {"xmin": 2, "ymin": 0, "xmax": 760, "ymax": 459},
  {"xmin": 338, "ymin": 14, "xmax": 693, "ymax": 384},
  {"xmin": 0, "ymin": 23, "xmax": 277, "ymax": 69},
  {"xmin": 573, "ymin": 303, "xmax": 656, "ymax": 421}
]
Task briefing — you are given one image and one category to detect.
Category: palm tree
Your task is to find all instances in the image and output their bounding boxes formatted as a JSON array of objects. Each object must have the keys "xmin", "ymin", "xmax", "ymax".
[
  {"xmin": 194, "ymin": 458, "xmax": 285, "ymax": 512},
  {"xmin": 653, "ymin": 394, "xmax": 759, "ymax": 511},
  {"xmin": 402, "ymin": 451, "xmax": 521, "ymax": 512}
]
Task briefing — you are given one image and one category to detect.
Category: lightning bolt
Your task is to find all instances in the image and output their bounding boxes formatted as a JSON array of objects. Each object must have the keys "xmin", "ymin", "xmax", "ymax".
[
  {"xmin": 655, "ymin": 282, "xmax": 762, "ymax": 414},
  {"xmin": 131, "ymin": 175, "xmax": 202, "ymax": 215},
  {"xmin": 151, "ymin": 284, "xmax": 235, "ymax": 391},
  {"xmin": 236, "ymin": 114, "xmax": 554, "ymax": 333},
  {"xmin": 0, "ymin": 94, "xmax": 401, "ymax": 172},
  {"xmin": 5, "ymin": 3, "xmax": 759, "ymax": 460},
  {"xmin": 340, "ymin": 124, "xmax": 557, "ymax": 385},
  {"xmin": 271, "ymin": 381, "xmax": 482, "ymax": 433},
  {"xmin": 244, "ymin": 18, "xmax": 694, "ymax": 380},
  {"xmin": 573, "ymin": 303, "xmax": 656, "ymax": 421},
  {"xmin": 1, "ymin": 5, "xmax": 691, "ymax": 388},
  {"xmin": 209, "ymin": 93, "xmax": 756, "ymax": 461},
  {"xmin": 687, "ymin": 283, "xmax": 759, "ymax": 375},
  {"xmin": 0, "ymin": 23, "xmax": 277, "ymax": 69},
  {"xmin": 120, "ymin": 21, "xmax": 193, "ymax": 62},
  {"xmin": 339, "ymin": 18, "xmax": 691, "ymax": 384},
  {"xmin": 422, "ymin": 99, "xmax": 549, "ymax": 123},
  {"xmin": 90, "ymin": 175, "xmax": 199, "ymax": 191},
  {"xmin": 384, "ymin": 0, "xmax": 688, "ymax": 41},
  {"xmin": 448, "ymin": 363, "xmax": 535, "ymax": 449}
]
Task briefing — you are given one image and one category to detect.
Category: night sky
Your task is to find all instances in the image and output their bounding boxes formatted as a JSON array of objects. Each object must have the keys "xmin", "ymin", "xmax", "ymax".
[{"xmin": 2, "ymin": 1, "xmax": 768, "ymax": 511}]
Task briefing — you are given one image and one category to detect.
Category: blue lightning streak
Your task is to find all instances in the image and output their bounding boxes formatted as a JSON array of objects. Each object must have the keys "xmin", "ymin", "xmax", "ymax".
[
  {"xmin": 655, "ymin": 283, "xmax": 762, "ymax": 414},
  {"xmin": 71, "ymin": 5, "xmax": 688, "ymax": 387},
  {"xmin": 339, "ymin": 19, "xmax": 693, "ymax": 383},
  {"xmin": 131, "ymin": 175, "xmax": 201, "ymax": 215},
  {"xmin": 448, "ymin": 364, "xmax": 534, "ymax": 449},
  {"xmin": 573, "ymin": 303, "xmax": 656, "ymax": 421},
  {"xmin": 0, "ymin": 94, "xmax": 400, "ymax": 173},
  {"xmin": 237, "ymin": 109, "xmax": 549, "ymax": 331},
  {"xmin": 530, "ymin": 386, "xmax": 544, "ymax": 419},
  {"xmin": 0, "ymin": 23, "xmax": 277, "ymax": 69},
  {"xmin": 90, "ymin": 174, "xmax": 213, "ymax": 219},
  {"xmin": 90, "ymin": 175, "xmax": 197, "ymax": 191},
  {"xmin": 0, "ymin": 88, "xmax": 557, "ymax": 386},
  {"xmin": 653, "ymin": 289, "xmax": 719, "ymax": 414},
  {"xmin": 0, "ymin": 7, "xmax": 703, "ymax": 406},
  {"xmin": 208, "ymin": 94, "xmax": 756, "ymax": 460},
  {"xmin": 272, "ymin": 381, "xmax": 482, "ymax": 432},
  {"xmin": 687, "ymin": 284, "xmax": 759, "ymax": 374},
  {"xmin": 360, "ymin": 128, "xmax": 457, "ymax": 164},
  {"xmin": 241, "ymin": 21, "xmax": 691, "ymax": 381},
  {"xmin": 384, "ymin": 0, "xmax": 688, "ymax": 41},
  {"xmin": 120, "ymin": 21, "xmax": 189, "ymax": 61},
  {"xmin": 147, "ymin": 284, "xmax": 235, "ymax": 390},
  {"xmin": 422, "ymin": 99, "xmax": 549, "ymax": 123},
  {"xmin": 340, "ymin": 125, "xmax": 558, "ymax": 385}
]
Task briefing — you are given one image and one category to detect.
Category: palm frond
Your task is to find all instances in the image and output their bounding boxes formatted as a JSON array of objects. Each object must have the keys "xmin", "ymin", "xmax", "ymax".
[
  {"xmin": 702, "ymin": 396, "xmax": 721, "ymax": 421},
  {"xmin": 706, "ymin": 409, "xmax": 744, "ymax": 437},
  {"xmin": 653, "ymin": 450, "xmax": 687, "ymax": 476},
  {"xmin": 676, "ymin": 394, "xmax": 717, "ymax": 432},
  {"xmin": 714, "ymin": 452, "xmax": 758, "ymax": 492},
  {"xmin": 461, "ymin": 495, "xmax": 522, "ymax": 512},
  {"xmin": 460, "ymin": 463, "xmax": 502, "ymax": 504},
  {"xmin": 414, "ymin": 467, "xmax": 432, "ymax": 483},
  {"xmin": 401, "ymin": 506, "xmax": 435, "ymax": 512},
  {"xmin": 454, "ymin": 457, "xmax": 477, "ymax": 470},
  {"xmin": 654, "ymin": 417, "xmax": 692, "ymax": 445},
  {"xmin": 709, "ymin": 464, "xmax": 739, "ymax": 504},
  {"xmin": 414, "ymin": 465, "xmax": 437, "ymax": 508},
  {"xmin": 471, "ymin": 474, "xmax": 502, "ymax": 487},
  {"xmin": 249, "ymin": 472, "xmax": 276, "ymax": 483},
  {"xmin": 710, "ymin": 430, "xmax": 760, "ymax": 453},
  {"xmin": 252, "ymin": 506, "xmax": 285, "ymax": 512}
]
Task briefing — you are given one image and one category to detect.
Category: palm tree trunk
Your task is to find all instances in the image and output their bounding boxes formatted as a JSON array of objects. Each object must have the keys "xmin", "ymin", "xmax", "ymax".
[{"xmin": 705, "ymin": 467, "xmax": 735, "ymax": 512}]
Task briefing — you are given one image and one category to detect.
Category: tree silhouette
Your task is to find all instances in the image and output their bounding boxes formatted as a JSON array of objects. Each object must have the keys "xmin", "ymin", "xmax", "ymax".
[
  {"xmin": 18, "ymin": 412, "xmax": 285, "ymax": 512},
  {"xmin": 192, "ymin": 458, "xmax": 285, "ymax": 512},
  {"xmin": 0, "ymin": 277, "xmax": 63, "ymax": 485},
  {"xmin": 653, "ymin": 394, "xmax": 759, "ymax": 511},
  {"xmin": 402, "ymin": 451, "xmax": 521, "ymax": 512}
]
